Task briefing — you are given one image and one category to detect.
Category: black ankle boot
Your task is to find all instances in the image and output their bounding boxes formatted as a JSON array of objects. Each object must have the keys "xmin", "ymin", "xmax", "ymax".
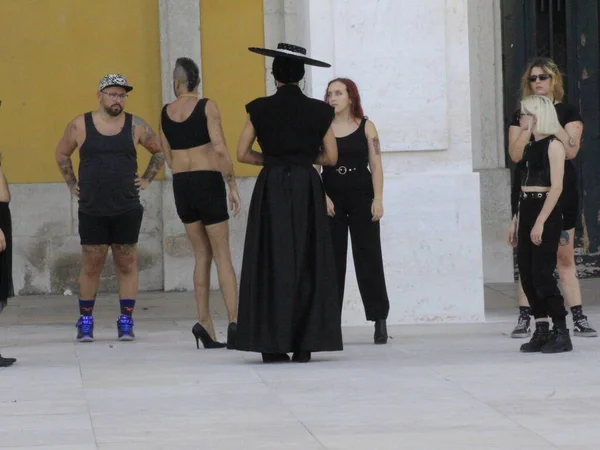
[
  {"xmin": 261, "ymin": 353, "xmax": 290, "ymax": 363},
  {"xmin": 374, "ymin": 319, "xmax": 388, "ymax": 344},
  {"xmin": 541, "ymin": 324, "xmax": 573, "ymax": 354},
  {"xmin": 520, "ymin": 321, "xmax": 550, "ymax": 353},
  {"xmin": 292, "ymin": 351, "xmax": 311, "ymax": 363}
]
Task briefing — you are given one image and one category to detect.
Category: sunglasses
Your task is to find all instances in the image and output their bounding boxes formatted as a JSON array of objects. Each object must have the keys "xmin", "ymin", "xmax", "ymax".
[{"xmin": 528, "ymin": 73, "xmax": 550, "ymax": 82}]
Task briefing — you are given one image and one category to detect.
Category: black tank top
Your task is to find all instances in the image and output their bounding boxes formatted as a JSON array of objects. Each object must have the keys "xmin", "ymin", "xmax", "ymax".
[
  {"xmin": 78, "ymin": 112, "xmax": 139, "ymax": 216},
  {"xmin": 521, "ymin": 135, "xmax": 556, "ymax": 188},
  {"xmin": 334, "ymin": 118, "xmax": 369, "ymax": 168},
  {"xmin": 161, "ymin": 98, "xmax": 211, "ymax": 149}
]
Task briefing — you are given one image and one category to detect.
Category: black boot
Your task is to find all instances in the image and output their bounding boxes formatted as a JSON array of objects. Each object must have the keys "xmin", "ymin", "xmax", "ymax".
[
  {"xmin": 0, "ymin": 355, "xmax": 16, "ymax": 367},
  {"xmin": 261, "ymin": 353, "xmax": 290, "ymax": 363},
  {"xmin": 520, "ymin": 321, "xmax": 550, "ymax": 353},
  {"xmin": 374, "ymin": 319, "xmax": 388, "ymax": 344},
  {"xmin": 292, "ymin": 351, "xmax": 311, "ymax": 363},
  {"xmin": 226, "ymin": 322, "xmax": 237, "ymax": 350},
  {"xmin": 541, "ymin": 323, "xmax": 573, "ymax": 354}
]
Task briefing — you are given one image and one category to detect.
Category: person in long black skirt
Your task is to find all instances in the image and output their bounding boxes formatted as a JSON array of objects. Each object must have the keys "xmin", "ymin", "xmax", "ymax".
[
  {"xmin": 0, "ymin": 156, "xmax": 16, "ymax": 367},
  {"xmin": 234, "ymin": 43, "xmax": 343, "ymax": 363},
  {"xmin": 322, "ymin": 78, "xmax": 390, "ymax": 344}
]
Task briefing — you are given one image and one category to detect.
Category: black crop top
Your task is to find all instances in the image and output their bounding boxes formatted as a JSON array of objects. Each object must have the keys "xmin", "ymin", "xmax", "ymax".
[
  {"xmin": 160, "ymin": 98, "xmax": 211, "ymax": 150},
  {"xmin": 520, "ymin": 136, "xmax": 556, "ymax": 188}
]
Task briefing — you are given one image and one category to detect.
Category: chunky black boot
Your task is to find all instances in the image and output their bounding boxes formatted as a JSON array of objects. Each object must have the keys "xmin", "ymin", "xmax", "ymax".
[
  {"xmin": 541, "ymin": 324, "xmax": 573, "ymax": 354},
  {"xmin": 0, "ymin": 355, "xmax": 16, "ymax": 367},
  {"xmin": 374, "ymin": 319, "xmax": 388, "ymax": 344},
  {"xmin": 262, "ymin": 353, "xmax": 290, "ymax": 363},
  {"xmin": 292, "ymin": 351, "xmax": 311, "ymax": 363},
  {"xmin": 520, "ymin": 321, "xmax": 550, "ymax": 353}
]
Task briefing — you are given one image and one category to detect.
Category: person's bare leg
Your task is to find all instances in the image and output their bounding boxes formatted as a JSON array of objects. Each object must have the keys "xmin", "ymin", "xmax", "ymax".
[
  {"xmin": 557, "ymin": 228, "xmax": 597, "ymax": 336},
  {"xmin": 511, "ymin": 277, "xmax": 533, "ymax": 338},
  {"xmin": 111, "ymin": 244, "xmax": 139, "ymax": 300},
  {"xmin": 205, "ymin": 221, "xmax": 238, "ymax": 323},
  {"xmin": 79, "ymin": 245, "xmax": 109, "ymax": 299},
  {"xmin": 184, "ymin": 222, "xmax": 217, "ymax": 340},
  {"xmin": 516, "ymin": 278, "xmax": 530, "ymax": 307},
  {"xmin": 556, "ymin": 229, "xmax": 581, "ymax": 307}
]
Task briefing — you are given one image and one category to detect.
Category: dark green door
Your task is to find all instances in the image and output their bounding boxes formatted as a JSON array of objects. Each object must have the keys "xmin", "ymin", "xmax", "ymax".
[{"xmin": 501, "ymin": 0, "xmax": 600, "ymax": 277}]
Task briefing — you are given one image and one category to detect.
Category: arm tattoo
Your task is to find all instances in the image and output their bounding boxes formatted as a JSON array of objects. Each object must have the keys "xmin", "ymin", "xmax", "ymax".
[
  {"xmin": 223, "ymin": 172, "xmax": 234, "ymax": 183},
  {"xmin": 142, "ymin": 153, "xmax": 165, "ymax": 182},
  {"xmin": 134, "ymin": 116, "xmax": 165, "ymax": 182},
  {"xmin": 58, "ymin": 158, "xmax": 78, "ymax": 188},
  {"xmin": 372, "ymin": 136, "xmax": 381, "ymax": 155}
]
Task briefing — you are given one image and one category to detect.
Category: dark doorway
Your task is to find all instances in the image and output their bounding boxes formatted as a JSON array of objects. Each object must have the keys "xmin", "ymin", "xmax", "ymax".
[{"xmin": 501, "ymin": 0, "xmax": 600, "ymax": 277}]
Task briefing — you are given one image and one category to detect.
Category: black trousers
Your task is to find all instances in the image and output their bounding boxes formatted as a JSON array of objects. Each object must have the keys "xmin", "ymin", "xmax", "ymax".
[
  {"xmin": 517, "ymin": 192, "xmax": 567, "ymax": 321},
  {"xmin": 324, "ymin": 167, "xmax": 390, "ymax": 321}
]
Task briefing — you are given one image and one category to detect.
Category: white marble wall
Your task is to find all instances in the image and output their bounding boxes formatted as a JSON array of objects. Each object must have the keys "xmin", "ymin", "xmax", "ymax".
[{"xmin": 294, "ymin": 0, "xmax": 486, "ymax": 324}]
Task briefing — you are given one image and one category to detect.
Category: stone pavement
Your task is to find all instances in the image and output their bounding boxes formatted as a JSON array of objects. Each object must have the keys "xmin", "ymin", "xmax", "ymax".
[{"xmin": 1, "ymin": 281, "xmax": 600, "ymax": 449}]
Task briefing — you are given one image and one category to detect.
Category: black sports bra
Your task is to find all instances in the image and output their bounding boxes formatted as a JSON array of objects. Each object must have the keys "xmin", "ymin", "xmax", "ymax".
[{"xmin": 161, "ymin": 98, "xmax": 211, "ymax": 150}]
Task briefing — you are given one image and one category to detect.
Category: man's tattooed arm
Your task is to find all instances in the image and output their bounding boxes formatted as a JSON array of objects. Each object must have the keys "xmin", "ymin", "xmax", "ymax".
[
  {"xmin": 205, "ymin": 100, "xmax": 239, "ymax": 188},
  {"xmin": 55, "ymin": 118, "xmax": 81, "ymax": 193},
  {"xmin": 133, "ymin": 116, "xmax": 166, "ymax": 183}
]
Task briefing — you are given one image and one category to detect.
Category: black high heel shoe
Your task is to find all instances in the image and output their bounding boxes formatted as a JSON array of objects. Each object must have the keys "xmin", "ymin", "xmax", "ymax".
[
  {"xmin": 226, "ymin": 322, "xmax": 237, "ymax": 350},
  {"xmin": 192, "ymin": 323, "xmax": 227, "ymax": 349}
]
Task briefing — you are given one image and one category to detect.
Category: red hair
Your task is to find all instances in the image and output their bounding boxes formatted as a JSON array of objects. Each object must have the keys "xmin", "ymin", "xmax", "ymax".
[{"xmin": 325, "ymin": 78, "xmax": 365, "ymax": 119}]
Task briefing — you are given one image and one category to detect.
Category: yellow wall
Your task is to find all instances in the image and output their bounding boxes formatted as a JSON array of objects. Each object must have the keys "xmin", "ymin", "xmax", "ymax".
[
  {"xmin": 200, "ymin": 0, "xmax": 265, "ymax": 177},
  {"xmin": 0, "ymin": 0, "xmax": 162, "ymax": 184}
]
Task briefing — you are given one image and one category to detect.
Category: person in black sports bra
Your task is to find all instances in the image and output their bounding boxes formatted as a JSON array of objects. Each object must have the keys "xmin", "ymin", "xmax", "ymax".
[
  {"xmin": 159, "ymin": 57, "xmax": 241, "ymax": 350},
  {"xmin": 507, "ymin": 57, "xmax": 596, "ymax": 340},
  {"xmin": 322, "ymin": 78, "xmax": 390, "ymax": 345},
  {"xmin": 511, "ymin": 95, "xmax": 572, "ymax": 353}
]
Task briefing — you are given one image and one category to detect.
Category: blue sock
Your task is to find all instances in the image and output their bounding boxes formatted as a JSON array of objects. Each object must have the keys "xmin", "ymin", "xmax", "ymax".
[
  {"xmin": 79, "ymin": 299, "xmax": 95, "ymax": 316},
  {"xmin": 120, "ymin": 299, "xmax": 136, "ymax": 317}
]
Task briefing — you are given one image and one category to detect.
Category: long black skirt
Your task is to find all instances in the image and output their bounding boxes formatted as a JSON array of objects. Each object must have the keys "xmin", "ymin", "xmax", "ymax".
[
  {"xmin": 0, "ymin": 202, "xmax": 14, "ymax": 314},
  {"xmin": 235, "ymin": 164, "xmax": 343, "ymax": 354}
]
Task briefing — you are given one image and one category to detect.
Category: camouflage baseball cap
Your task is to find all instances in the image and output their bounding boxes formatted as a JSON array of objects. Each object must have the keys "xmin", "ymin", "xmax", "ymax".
[{"xmin": 98, "ymin": 74, "xmax": 133, "ymax": 92}]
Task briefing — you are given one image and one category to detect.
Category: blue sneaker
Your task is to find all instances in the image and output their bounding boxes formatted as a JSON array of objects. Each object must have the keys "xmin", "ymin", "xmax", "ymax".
[
  {"xmin": 117, "ymin": 314, "xmax": 135, "ymax": 341},
  {"xmin": 76, "ymin": 316, "xmax": 94, "ymax": 342}
]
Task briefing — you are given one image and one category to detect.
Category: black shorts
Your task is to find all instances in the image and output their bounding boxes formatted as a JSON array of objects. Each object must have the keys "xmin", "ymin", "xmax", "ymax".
[
  {"xmin": 559, "ymin": 183, "xmax": 579, "ymax": 231},
  {"xmin": 172, "ymin": 170, "xmax": 229, "ymax": 225},
  {"xmin": 78, "ymin": 206, "xmax": 144, "ymax": 246}
]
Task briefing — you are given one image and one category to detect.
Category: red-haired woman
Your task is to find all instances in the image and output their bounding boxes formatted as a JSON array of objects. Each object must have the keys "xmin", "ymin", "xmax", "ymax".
[{"xmin": 322, "ymin": 78, "xmax": 390, "ymax": 344}]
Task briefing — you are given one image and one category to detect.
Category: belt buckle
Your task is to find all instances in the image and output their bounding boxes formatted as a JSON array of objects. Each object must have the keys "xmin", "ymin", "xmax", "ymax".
[{"xmin": 336, "ymin": 166, "xmax": 347, "ymax": 175}]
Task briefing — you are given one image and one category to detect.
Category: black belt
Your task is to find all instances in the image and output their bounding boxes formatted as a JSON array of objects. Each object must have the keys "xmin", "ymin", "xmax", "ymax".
[{"xmin": 520, "ymin": 191, "xmax": 548, "ymax": 199}]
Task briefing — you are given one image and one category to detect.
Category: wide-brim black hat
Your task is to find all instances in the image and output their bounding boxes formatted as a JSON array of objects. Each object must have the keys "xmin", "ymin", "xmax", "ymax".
[{"xmin": 248, "ymin": 43, "xmax": 331, "ymax": 68}]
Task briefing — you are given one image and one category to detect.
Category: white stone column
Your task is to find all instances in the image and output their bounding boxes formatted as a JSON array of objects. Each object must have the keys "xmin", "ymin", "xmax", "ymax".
[
  {"xmin": 158, "ymin": 0, "xmax": 202, "ymax": 291},
  {"xmin": 299, "ymin": 0, "xmax": 485, "ymax": 325},
  {"xmin": 468, "ymin": 0, "xmax": 513, "ymax": 283}
]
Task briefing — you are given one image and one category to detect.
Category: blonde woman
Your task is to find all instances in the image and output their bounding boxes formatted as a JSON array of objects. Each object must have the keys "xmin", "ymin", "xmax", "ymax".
[
  {"xmin": 507, "ymin": 57, "xmax": 595, "ymax": 339},
  {"xmin": 509, "ymin": 95, "xmax": 571, "ymax": 353}
]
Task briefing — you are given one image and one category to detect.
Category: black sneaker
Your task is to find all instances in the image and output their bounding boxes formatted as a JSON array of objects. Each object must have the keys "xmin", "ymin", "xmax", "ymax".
[
  {"xmin": 511, "ymin": 315, "xmax": 531, "ymax": 339},
  {"xmin": 573, "ymin": 317, "xmax": 598, "ymax": 338},
  {"xmin": 520, "ymin": 322, "xmax": 550, "ymax": 352},
  {"xmin": 541, "ymin": 326, "xmax": 573, "ymax": 353}
]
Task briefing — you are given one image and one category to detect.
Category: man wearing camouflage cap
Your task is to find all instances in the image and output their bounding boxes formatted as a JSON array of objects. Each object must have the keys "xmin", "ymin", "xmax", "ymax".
[{"xmin": 55, "ymin": 74, "xmax": 165, "ymax": 343}]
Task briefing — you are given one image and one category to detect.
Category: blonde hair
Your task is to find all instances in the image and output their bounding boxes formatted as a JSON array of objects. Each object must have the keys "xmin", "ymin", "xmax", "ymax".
[
  {"xmin": 520, "ymin": 57, "xmax": 564, "ymax": 102},
  {"xmin": 520, "ymin": 95, "xmax": 560, "ymax": 135}
]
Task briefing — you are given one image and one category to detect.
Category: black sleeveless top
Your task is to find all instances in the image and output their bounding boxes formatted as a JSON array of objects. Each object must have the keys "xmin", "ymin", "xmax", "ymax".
[
  {"xmin": 245, "ymin": 84, "xmax": 334, "ymax": 167},
  {"xmin": 78, "ymin": 112, "xmax": 139, "ymax": 216},
  {"xmin": 161, "ymin": 98, "xmax": 210, "ymax": 150},
  {"xmin": 335, "ymin": 118, "xmax": 369, "ymax": 168},
  {"xmin": 520, "ymin": 136, "xmax": 556, "ymax": 188}
]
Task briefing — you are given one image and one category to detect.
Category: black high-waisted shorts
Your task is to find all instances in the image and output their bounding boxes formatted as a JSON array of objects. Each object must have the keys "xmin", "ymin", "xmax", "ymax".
[{"xmin": 172, "ymin": 170, "xmax": 229, "ymax": 226}]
